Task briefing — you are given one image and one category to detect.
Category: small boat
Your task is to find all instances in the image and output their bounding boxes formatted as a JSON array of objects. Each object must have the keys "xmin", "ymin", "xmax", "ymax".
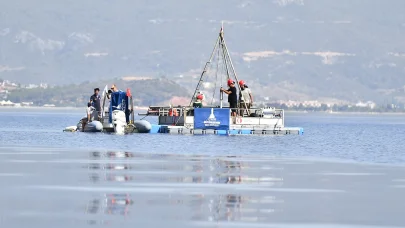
[
  {"xmin": 138, "ymin": 23, "xmax": 303, "ymax": 135},
  {"xmin": 65, "ymin": 87, "xmax": 152, "ymax": 134}
]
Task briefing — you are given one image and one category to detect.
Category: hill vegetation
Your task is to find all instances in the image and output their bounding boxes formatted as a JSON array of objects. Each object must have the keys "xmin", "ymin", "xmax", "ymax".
[{"xmin": 6, "ymin": 78, "xmax": 191, "ymax": 107}]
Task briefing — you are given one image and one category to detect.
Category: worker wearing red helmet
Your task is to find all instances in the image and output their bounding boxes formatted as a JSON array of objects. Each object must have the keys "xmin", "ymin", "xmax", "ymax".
[
  {"xmin": 220, "ymin": 79, "xmax": 238, "ymax": 116},
  {"xmin": 238, "ymin": 80, "xmax": 253, "ymax": 116},
  {"xmin": 193, "ymin": 93, "xmax": 204, "ymax": 108}
]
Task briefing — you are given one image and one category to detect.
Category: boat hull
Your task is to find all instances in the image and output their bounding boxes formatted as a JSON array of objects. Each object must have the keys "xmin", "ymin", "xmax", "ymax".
[
  {"xmin": 68, "ymin": 117, "xmax": 152, "ymax": 134},
  {"xmin": 77, "ymin": 120, "xmax": 103, "ymax": 132},
  {"xmin": 133, "ymin": 120, "xmax": 152, "ymax": 133}
]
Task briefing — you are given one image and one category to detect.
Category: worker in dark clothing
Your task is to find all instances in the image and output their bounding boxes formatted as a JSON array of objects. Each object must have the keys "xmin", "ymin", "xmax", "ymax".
[
  {"xmin": 220, "ymin": 79, "xmax": 238, "ymax": 117},
  {"xmin": 90, "ymin": 88, "xmax": 101, "ymax": 120},
  {"xmin": 193, "ymin": 93, "xmax": 204, "ymax": 108}
]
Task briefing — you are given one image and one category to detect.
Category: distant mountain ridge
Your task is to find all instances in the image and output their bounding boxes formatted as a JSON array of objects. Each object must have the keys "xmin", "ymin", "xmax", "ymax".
[{"xmin": 1, "ymin": 0, "xmax": 405, "ymax": 104}]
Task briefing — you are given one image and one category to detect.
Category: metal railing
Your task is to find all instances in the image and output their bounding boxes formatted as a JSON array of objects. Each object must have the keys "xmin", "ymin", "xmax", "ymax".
[{"xmin": 140, "ymin": 106, "xmax": 284, "ymax": 119}]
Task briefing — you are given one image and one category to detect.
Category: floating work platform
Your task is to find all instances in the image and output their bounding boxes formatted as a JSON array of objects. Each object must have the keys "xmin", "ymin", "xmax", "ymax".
[
  {"xmin": 149, "ymin": 125, "xmax": 304, "ymax": 135},
  {"xmin": 137, "ymin": 25, "xmax": 304, "ymax": 137},
  {"xmin": 139, "ymin": 107, "xmax": 304, "ymax": 136}
]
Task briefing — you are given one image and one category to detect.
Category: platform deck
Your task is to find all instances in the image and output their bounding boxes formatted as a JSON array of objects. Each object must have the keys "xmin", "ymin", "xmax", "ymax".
[{"xmin": 149, "ymin": 125, "xmax": 304, "ymax": 135}]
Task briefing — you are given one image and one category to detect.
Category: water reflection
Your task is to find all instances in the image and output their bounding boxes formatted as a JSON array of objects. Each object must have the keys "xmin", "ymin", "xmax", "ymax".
[
  {"xmin": 104, "ymin": 194, "xmax": 133, "ymax": 215},
  {"xmin": 191, "ymin": 193, "xmax": 282, "ymax": 222},
  {"xmin": 83, "ymin": 151, "xmax": 283, "ymax": 224},
  {"xmin": 90, "ymin": 151, "xmax": 134, "ymax": 159},
  {"xmin": 86, "ymin": 194, "xmax": 133, "ymax": 217}
]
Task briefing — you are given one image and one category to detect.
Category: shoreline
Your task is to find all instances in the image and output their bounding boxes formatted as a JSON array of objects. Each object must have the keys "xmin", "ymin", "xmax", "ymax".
[
  {"xmin": 284, "ymin": 110, "xmax": 405, "ymax": 115},
  {"xmin": 0, "ymin": 105, "xmax": 150, "ymax": 110},
  {"xmin": 1, "ymin": 106, "xmax": 405, "ymax": 115}
]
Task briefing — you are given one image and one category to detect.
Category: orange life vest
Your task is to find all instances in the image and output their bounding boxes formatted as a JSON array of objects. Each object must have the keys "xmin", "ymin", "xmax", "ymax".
[{"xmin": 168, "ymin": 108, "xmax": 178, "ymax": 116}]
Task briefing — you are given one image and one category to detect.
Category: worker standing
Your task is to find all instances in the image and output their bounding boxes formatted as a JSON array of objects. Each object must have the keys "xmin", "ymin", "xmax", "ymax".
[{"xmin": 220, "ymin": 79, "xmax": 237, "ymax": 117}]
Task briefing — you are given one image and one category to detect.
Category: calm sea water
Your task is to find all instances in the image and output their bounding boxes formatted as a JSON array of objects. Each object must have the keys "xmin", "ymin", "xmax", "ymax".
[
  {"xmin": 1, "ymin": 107, "xmax": 405, "ymax": 164},
  {"xmin": 0, "ymin": 107, "xmax": 405, "ymax": 227}
]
